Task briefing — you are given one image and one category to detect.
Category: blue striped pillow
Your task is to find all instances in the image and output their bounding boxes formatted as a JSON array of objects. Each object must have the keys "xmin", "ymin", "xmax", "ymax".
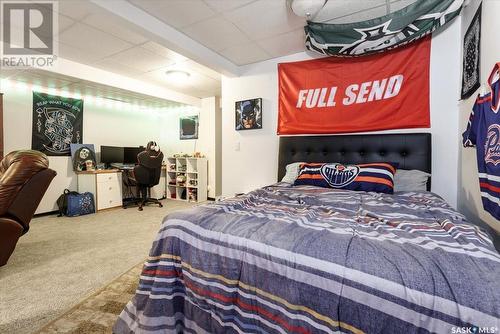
[{"xmin": 294, "ymin": 162, "xmax": 397, "ymax": 194}]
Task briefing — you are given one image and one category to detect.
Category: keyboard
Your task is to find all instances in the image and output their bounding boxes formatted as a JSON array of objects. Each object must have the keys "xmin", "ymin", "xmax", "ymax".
[{"xmin": 110, "ymin": 163, "xmax": 136, "ymax": 170}]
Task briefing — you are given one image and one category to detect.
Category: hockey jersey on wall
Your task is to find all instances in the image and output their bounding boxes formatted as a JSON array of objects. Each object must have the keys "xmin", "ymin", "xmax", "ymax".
[{"xmin": 463, "ymin": 62, "xmax": 500, "ymax": 220}]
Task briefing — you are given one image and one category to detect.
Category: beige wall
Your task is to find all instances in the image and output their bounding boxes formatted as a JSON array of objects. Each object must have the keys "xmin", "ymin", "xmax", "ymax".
[{"xmin": 458, "ymin": 0, "xmax": 500, "ymax": 232}]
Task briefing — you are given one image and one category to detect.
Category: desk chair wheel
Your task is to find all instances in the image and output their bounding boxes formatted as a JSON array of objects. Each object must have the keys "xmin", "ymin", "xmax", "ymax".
[
  {"xmin": 138, "ymin": 206, "xmax": 143, "ymax": 211},
  {"xmin": 159, "ymin": 203, "xmax": 163, "ymax": 208}
]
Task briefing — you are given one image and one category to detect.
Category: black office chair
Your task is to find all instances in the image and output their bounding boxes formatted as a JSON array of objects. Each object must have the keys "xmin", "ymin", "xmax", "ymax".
[{"xmin": 123, "ymin": 141, "xmax": 164, "ymax": 211}]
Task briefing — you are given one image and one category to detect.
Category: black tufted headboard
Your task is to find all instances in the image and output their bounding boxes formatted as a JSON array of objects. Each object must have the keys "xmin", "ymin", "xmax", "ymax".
[{"xmin": 278, "ymin": 133, "xmax": 432, "ymax": 189}]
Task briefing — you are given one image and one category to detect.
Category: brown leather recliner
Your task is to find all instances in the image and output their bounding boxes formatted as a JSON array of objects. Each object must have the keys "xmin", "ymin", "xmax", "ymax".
[{"xmin": 0, "ymin": 150, "xmax": 56, "ymax": 267}]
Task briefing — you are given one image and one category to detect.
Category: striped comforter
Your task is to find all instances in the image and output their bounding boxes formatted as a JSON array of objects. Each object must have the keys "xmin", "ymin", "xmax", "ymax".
[{"xmin": 114, "ymin": 184, "xmax": 500, "ymax": 333}]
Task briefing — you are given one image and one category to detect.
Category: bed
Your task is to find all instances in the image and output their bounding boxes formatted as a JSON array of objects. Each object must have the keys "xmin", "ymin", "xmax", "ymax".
[{"xmin": 114, "ymin": 133, "xmax": 500, "ymax": 333}]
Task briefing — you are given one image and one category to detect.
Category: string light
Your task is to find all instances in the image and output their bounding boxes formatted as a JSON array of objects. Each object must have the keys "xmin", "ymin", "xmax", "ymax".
[
  {"xmin": 0, "ymin": 78, "xmax": 194, "ymax": 114},
  {"xmin": 15, "ymin": 81, "xmax": 28, "ymax": 91},
  {"xmin": 1, "ymin": 79, "xmax": 12, "ymax": 89}
]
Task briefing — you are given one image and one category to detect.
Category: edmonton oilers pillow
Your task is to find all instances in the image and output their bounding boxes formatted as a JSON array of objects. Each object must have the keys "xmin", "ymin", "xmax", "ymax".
[{"xmin": 293, "ymin": 162, "xmax": 397, "ymax": 194}]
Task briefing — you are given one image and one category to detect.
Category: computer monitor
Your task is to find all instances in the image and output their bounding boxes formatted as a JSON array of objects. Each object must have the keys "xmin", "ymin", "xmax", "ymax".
[
  {"xmin": 100, "ymin": 146, "xmax": 124, "ymax": 164},
  {"xmin": 123, "ymin": 147, "xmax": 144, "ymax": 164}
]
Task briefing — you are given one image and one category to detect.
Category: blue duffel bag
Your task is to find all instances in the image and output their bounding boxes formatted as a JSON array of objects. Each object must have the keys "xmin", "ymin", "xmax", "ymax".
[{"xmin": 57, "ymin": 189, "xmax": 95, "ymax": 217}]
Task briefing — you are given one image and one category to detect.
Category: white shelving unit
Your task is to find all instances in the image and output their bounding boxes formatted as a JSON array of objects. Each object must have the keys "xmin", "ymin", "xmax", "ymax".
[{"xmin": 166, "ymin": 157, "xmax": 207, "ymax": 203}]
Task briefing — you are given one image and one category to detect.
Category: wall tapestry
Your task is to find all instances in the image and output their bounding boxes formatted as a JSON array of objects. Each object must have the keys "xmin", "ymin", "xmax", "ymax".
[
  {"xmin": 235, "ymin": 98, "xmax": 262, "ymax": 130},
  {"xmin": 305, "ymin": 0, "xmax": 463, "ymax": 57},
  {"xmin": 461, "ymin": 3, "xmax": 481, "ymax": 100},
  {"xmin": 32, "ymin": 92, "xmax": 83, "ymax": 156},
  {"xmin": 278, "ymin": 36, "xmax": 431, "ymax": 135},
  {"xmin": 180, "ymin": 115, "xmax": 199, "ymax": 140}
]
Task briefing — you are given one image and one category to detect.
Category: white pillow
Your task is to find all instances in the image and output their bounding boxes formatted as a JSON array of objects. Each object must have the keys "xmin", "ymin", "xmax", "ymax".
[
  {"xmin": 394, "ymin": 169, "xmax": 431, "ymax": 192},
  {"xmin": 281, "ymin": 162, "xmax": 304, "ymax": 183}
]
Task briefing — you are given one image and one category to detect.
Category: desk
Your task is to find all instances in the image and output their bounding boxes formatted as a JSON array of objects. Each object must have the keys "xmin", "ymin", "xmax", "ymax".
[{"xmin": 77, "ymin": 170, "xmax": 123, "ymax": 211}]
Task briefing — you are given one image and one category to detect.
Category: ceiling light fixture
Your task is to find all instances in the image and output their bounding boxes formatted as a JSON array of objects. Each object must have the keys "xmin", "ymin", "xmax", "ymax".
[
  {"xmin": 288, "ymin": 0, "xmax": 328, "ymax": 19},
  {"xmin": 165, "ymin": 70, "xmax": 191, "ymax": 83}
]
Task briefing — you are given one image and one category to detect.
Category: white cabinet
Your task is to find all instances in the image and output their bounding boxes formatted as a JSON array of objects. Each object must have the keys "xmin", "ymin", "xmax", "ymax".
[
  {"xmin": 166, "ymin": 157, "xmax": 207, "ymax": 202},
  {"xmin": 77, "ymin": 170, "xmax": 123, "ymax": 211}
]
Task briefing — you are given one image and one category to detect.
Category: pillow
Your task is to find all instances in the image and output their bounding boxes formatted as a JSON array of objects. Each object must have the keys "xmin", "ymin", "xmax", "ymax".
[
  {"xmin": 294, "ymin": 162, "xmax": 397, "ymax": 194},
  {"xmin": 281, "ymin": 162, "xmax": 304, "ymax": 183},
  {"xmin": 394, "ymin": 169, "xmax": 430, "ymax": 192}
]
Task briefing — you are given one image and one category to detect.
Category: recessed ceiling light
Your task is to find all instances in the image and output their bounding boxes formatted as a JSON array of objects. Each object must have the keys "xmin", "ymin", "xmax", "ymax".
[{"xmin": 165, "ymin": 70, "xmax": 190, "ymax": 83}]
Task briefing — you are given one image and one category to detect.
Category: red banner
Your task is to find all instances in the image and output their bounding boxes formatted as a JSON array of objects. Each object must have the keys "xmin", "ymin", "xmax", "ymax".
[{"xmin": 278, "ymin": 36, "xmax": 431, "ymax": 135}]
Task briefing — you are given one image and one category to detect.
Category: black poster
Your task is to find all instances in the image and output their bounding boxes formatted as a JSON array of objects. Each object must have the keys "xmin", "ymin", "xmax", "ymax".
[
  {"xmin": 32, "ymin": 92, "xmax": 83, "ymax": 156},
  {"xmin": 461, "ymin": 4, "xmax": 481, "ymax": 100}
]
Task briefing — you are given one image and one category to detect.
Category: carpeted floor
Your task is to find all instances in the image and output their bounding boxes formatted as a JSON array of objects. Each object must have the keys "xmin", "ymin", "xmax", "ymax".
[
  {"xmin": 36, "ymin": 262, "xmax": 143, "ymax": 334},
  {"xmin": 0, "ymin": 200, "xmax": 194, "ymax": 334}
]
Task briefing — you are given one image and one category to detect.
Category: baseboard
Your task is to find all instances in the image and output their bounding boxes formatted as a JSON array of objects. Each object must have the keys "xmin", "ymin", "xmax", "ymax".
[{"xmin": 34, "ymin": 210, "xmax": 58, "ymax": 217}]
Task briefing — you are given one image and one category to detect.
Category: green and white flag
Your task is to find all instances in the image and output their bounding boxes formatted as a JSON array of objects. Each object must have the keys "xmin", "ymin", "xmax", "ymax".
[{"xmin": 305, "ymin": 0, "xmax": 464, "ymax": 57}]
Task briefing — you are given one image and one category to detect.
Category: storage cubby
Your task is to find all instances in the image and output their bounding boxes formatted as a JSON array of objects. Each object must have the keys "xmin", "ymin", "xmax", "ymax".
[
  {"xmin": 166, "ymin": 157, "xmax": 207, "ymax": 202},
  {"xmin": 176, "ymin": 158, "xmax": 187, "ymax": 172}
]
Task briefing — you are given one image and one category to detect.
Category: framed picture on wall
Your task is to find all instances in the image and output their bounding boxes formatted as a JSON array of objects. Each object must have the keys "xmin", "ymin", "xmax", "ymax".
[
  {"xmin": 235, "ymin": 98, "xmax": 262, "ymax": 130},
  {"xmin": 180, "ymin": 115, "xmax": 199, "ymax": 140},
  {"xmin": 70, "ymin": 143, "xmax": 96, "ymax": 171}
]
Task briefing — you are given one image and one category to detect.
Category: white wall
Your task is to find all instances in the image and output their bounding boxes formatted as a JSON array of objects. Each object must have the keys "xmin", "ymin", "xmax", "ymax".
[
  {"xmin": 1, "ymin": 83, "xmax": 207, "ymax": 214},
  {"xmin": 197, "ymin": 97, "xmax": 222, "ymax": 198},
  {"xmin": 156, "ymin": 96, "xmax": 221, "ymax": 198},
  {"xmin": 458, "ymin": 0, "xmax": 500, "ymax": 232},
  {"xmin": 221, "ymin": 19, "xmax": 462, "ymax": 208}
]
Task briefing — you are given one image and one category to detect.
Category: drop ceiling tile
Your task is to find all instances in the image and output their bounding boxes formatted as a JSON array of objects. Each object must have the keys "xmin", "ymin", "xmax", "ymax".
[
  {"xmin": 82, "ymin": 13, "xmax": 149, "ymax": 45},
  {"xmin": 103, "ymin": 46, "xmax": 174, "ymax": 72},
  {"xmin": 218, "ymin": 42, "xmax": 270, "ymax": 65},
  {"xmin": 159, "ymin": 61, "xmax": 221, "ymax": 91},
  {"xmin": 58, "ymin": 23, "xmax": 133, "ymax": 59},
  {"xmin": 183, "ymin": 70, "xmax": 220, "ymax": 91},
  {"xmin": 140, "ymin": 68, "xmax": 187, "ymax": 86},
  {"xmin": 183, "ymin": 60, "xmax": 221, "ymax": 81},
  {"xmin": 141, "ymin": 41, "xmax": 188, "ymax": 62},
  {"xmin": 257, "ymin": 28, "xmax": 305, "ymax": 58},
  {"xmin": 34, "ymin": 14, "xmax": 76, "ymax": 43},
  {"xmin": 56, "ymin": 0, "xmax": 100, "ymax": 21},
  {"xmin": 58, "ymin": 42, "xmax": 104, "ymax": 64},
  {"xmin": 129, "ymin": 0, "xmax": 216, "ymax": 29},
  {"xmin": 56, "ymin": 15, "xmax": 76, "ymax": 34},
  {"xmin": 202, "ymin": 0, "xmax": 256, "ymax": 13},
  {"xmin": 93, "ymin": 59, "xmax": 145, "ymax": 77},
  {"xmin": 327, "ymin": 4, "xmax": 389, "ymax": 24},
  {"xmin": 139, "ymin": 67, "xmax": 220, "ymax": 98},
  {"xmin": 223, "ymin": 0, "xmax": 305, "ymax": 40},
  {"xmin": 0, "ymin": 12, "xmax": 74, "ymax": 54},
  {"xmin": 314, "ymin": 0, "xmax": 387, "ymax": 22},
  {"xmin": 1, "ymin": 7, "xmax": 74, "ymax": 31},
  {"xmin": 182, "ymin": 17, "xmax": 252, "ymax": 52}
]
